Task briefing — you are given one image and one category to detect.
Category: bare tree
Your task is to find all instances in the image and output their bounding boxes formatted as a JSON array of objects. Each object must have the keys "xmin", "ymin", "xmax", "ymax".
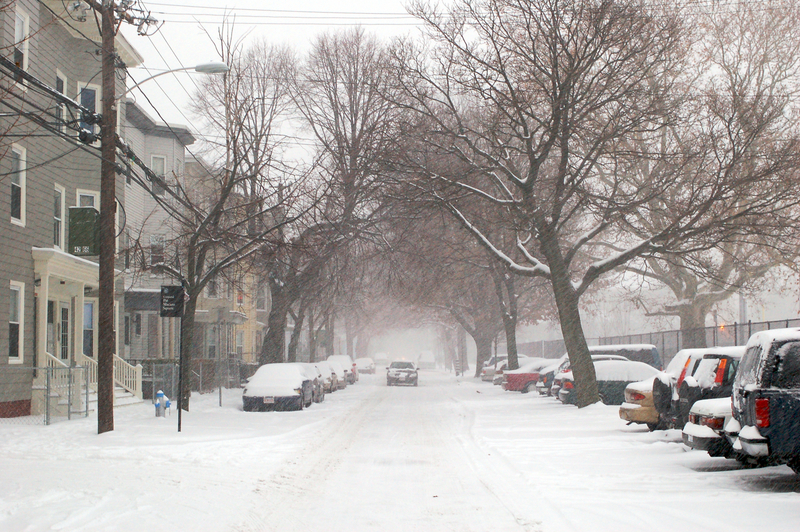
[{"xmin": 392, "ymin": 0, "xmax": 800, "ymax": 406}]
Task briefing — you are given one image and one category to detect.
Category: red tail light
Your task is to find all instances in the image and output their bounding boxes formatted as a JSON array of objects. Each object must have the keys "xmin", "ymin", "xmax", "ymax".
[
  {"xmin": 630, "ymin": 392, "xmax": 646, "ymax": 402},
  {"xmin": 677, "ymin": 358, "xmax": 691, "ymax": 387},
  {"xmin": 755, "ymin": 398, "xmax": 770, "ymax": 428},
  {"xmin": 714, "ymin": 358, "xmax": 727, "ymax": 385},
  {"xmin": 563, "ymin": 381, "xmax": 574, "ymax": 390},
  {"xmin": 701, "ymin": 416, "xmax": 725, "ymax": 431}
]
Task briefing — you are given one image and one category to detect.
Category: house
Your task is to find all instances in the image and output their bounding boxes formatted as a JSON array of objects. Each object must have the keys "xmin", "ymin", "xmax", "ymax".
[{"xmin": 0, "ymin": 0, "xmax": 146, "ymax": 418}]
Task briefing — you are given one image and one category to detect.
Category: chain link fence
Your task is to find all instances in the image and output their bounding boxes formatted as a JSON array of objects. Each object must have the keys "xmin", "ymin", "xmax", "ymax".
[
  {"xmin": 137, "ymin": 358, "xmax": 259, "ymax": 402},
  {"xmin": 521, "ymin": 317, "xmax": 800, "ymax": 367},
  {"xmin": 0, "ymin": 366, "xmax": 89, "ymax": 425}
]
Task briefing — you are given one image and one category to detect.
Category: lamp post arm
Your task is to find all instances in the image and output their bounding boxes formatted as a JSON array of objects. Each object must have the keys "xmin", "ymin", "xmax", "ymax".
[{"xmin": 119, "ymin": 67, "xmax": 195, "ymax": 100}]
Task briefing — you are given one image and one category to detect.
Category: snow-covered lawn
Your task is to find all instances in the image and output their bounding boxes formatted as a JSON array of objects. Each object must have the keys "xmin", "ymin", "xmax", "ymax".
[{"xmin": 1, "ymin": 370, "xmax": 798, "ymax": 531}]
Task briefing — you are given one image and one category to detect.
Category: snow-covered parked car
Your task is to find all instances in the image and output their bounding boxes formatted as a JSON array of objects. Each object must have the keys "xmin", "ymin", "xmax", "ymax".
[
  {"xmin": 354, "ymin": 357, "xmax": 376, "ymax": 374},
  {"xmin": 327, "ymin": 360, "xmax": 348, "ymax": 390},
  {"xmin": 300, "ymin": 363, "xmax": 326, "ymax": 403},
  {"xmin": 731, "ymin": 328, "xmax": 800, "ymax": 473},
  {"xmin": 328, "ymin": 355, "xmax": 358, "ymax": 384},
  {"xmin": 314, "ymin": 360, "xmax": 338, "ymax": 393},
  {"xmin": 386, "ymin": 360, "xmax": 418, "ymax": 386},
  {"xmin": 242, "ymin": 364, "xmax": 314, "ymax": 412},
  {"xmin": 682, "ymin": 397, "xmax": 738, "ymax": 459},
  {"xmin": 535, "ymin": 355, "xmax": 569, "ymax": 395},
  {"xmin": 652, "ymin": 348, "xmax": 713, "ymax": 429},
  {"xmin": 480, "ymin": 355, "xmax": 509, "ymax": 381},
  {"xmin": 558, "ymin": 359, "xmax": 659, "ymax": 405},
  {"xmin": 502, "ymin": 358, "xmax": 552, "ymax": 393},
  {"xmin": 672, "ymin": 346, "xmax": 745, "ymax": 429},
  {"xmin": 618, "ymin": 376, "xmax": 660, "ymax": 430}
]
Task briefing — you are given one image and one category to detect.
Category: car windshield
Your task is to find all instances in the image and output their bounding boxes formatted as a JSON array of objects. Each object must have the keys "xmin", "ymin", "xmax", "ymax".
[{"xmin": 389, "ymin": 361, "xmax": 414, "ymax": 369}]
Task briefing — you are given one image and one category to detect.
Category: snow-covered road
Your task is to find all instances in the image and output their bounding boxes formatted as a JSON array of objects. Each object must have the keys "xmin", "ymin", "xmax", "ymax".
[{"xmin": 1, "ymin": 370, "xmax": 799, "ymax": 532}]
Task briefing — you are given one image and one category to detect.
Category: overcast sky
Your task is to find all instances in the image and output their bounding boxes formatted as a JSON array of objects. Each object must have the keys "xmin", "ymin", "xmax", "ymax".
[{"xmin": 119, "ymin": 1, "xmax": 421, "ymax": 136}]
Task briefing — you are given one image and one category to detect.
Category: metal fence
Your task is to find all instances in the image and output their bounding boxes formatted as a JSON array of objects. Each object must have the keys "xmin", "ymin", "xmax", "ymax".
[
  {"xmin": 136, "ymin": 358, "xmax": 259, "ymax": 402},
  {"xmin": 520, "ymin": 317, "xmax": 800, "ymax": 367},
  {"xmin": 0, "ymin": 366, "xmax": 89, "ymax": 425}
]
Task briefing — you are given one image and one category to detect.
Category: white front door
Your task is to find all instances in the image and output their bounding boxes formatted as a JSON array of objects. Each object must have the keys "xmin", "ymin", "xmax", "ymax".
[{"xmin": 46, "ymin": 300, "xmax": 71, "ymax": 362}]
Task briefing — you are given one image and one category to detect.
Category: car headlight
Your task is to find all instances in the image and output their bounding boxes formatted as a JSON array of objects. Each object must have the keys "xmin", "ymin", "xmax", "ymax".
[{"xmin": 294, "ymin": 388, "xmax": 302, "ymax": 395}]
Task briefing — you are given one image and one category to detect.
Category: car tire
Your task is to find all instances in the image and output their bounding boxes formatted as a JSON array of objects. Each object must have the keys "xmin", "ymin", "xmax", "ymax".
[
  {"xmin": 524, "ymin": 382, "xmax": 536, "ymax": 394},
  {"xmin": 598, "ymin": 393, "xmax": 609, "ymax": 405},
  {"xmin": 789, "ymin": 458, "xmax": 800, "ymax": 475},
  {"xmin": 414, "ymin": 380, "xmax": 418, "ymax": 387}
]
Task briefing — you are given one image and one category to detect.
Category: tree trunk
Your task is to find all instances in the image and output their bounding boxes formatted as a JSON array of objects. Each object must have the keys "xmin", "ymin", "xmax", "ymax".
[
  {"xmin": 308, "ymin": 311, "xmax": 317, "ymax": 363},
  {"xmin": 541, "ymin": 231, "xmax": 599, "ymax": 407},
  {"xmin": 492, "ymin": 267, "xmax": 520, "ymax": 370},
  {"xmin": 287, "ymin": 304, "xmax": 306, "ymax": 362},
  {"xmin": 679, "ymin": 305, "xmax": 709, "ymax": 349},
  {"xmin": 473, "ymin": 334, "xmax": 492, "ymax": 378},
  {"xmin": 324, "ymin": 312, "xmax": 335, "ymax": 358},
  {"xmin": 259, "ymin": 284, "xmax": 290, "ymax": 365},
  {"xmin": 457, "ymin": 326, "xmax": 468, "ymax": 374},
  {"xmin": 355, "ymin": 331, "xmax": 370, "ymax": 360},
  {"xmin": 179, "ymin": 294, "xmax": 198, "ymax": 411}
]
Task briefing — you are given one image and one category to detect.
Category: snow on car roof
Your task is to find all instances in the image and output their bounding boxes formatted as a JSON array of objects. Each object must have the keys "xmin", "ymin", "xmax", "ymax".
[
  {"xmin": 593, "ymin": 360, "xmax": 659, "ymax": 381},
  {"xmin": 505, "ymin": 358, "xmax": 551, "ymax": 374},
  {"xmin": 745, "ymin": 328, "xmax": 800, "ymax": 352},
  {"xmin": 589, "ymin": 344, "xmax": 656, "ymax": 351}
]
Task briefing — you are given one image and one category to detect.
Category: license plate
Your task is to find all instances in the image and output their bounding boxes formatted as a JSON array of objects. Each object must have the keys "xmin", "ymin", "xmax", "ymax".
[
  {"xmin": 263, "ymin": 397, "xmax": 275, "ymax": 404},
  {"xmin": 399, "ymin": 375, "xmax": 406, "ymax": 380}
]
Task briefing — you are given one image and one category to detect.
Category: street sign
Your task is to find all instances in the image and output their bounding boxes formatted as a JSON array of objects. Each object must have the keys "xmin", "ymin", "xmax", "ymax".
[
  {"xmin": 68, "ymin": 206, "xmax": 100, "ymax": 256},
  {"xmin": 160, "ymin": 285, "xmax": 185, "ymax": 317}
]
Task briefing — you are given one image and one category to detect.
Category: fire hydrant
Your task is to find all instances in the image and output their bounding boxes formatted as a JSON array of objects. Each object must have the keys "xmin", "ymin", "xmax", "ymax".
[{"xmin": 155, "ymin": 390, "xmax": 171, "ymax": 417}]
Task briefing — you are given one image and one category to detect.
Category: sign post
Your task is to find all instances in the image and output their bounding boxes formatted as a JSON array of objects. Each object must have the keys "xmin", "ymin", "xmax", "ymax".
[{"xmin": 160, "ymin": 285, "xmax": 185, "ymax": 431}]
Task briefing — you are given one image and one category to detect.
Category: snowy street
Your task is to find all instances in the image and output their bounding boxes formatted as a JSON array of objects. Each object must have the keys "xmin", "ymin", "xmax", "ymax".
[{"xmin": 2, "ymin": 370, "xmax": 800, "ymax": 532}]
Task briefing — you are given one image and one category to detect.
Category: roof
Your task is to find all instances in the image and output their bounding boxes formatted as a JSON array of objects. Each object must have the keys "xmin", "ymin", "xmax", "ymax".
[{"xmin": 125, "ymin": 101, "xmax": 196, "ymax": 146}]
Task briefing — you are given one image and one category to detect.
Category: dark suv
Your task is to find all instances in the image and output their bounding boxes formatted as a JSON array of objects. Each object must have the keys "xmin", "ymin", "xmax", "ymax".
[{"xmin": 731, "ymin": 329, "xmax": 800, "ymax": 473}]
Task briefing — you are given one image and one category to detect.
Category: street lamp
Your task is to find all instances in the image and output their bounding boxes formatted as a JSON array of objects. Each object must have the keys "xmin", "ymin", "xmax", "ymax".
[{"xmin": 120, "ymin": 61, "xmax": 229, "ymax": 100}]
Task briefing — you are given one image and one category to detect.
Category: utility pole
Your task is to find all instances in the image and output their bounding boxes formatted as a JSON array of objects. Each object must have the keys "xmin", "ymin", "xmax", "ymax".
[
  {"xmin": 97, "ymin": 0, "xmax": 117, "ymax": 435},
  {"xmin": 86, "ymin": 0, "xmax": 157, "ymax": 434}
]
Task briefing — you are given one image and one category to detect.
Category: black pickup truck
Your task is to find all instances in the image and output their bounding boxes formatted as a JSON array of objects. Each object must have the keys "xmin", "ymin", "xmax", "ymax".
[{"xmin": 730, "ymin": 328, "xmax": 800, "ymax": 473}]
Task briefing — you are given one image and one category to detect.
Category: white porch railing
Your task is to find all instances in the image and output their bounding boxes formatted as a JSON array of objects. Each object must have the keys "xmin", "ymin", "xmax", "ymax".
[{"xmin": 77, "ymin": 353, "xmax": 143, "ymax": 400}]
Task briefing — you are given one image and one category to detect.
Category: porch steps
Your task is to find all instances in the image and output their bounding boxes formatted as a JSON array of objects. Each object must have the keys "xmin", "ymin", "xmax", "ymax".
[{"xmin": 86, "ymin": 386, "xmax": 145, "ymax": 412}]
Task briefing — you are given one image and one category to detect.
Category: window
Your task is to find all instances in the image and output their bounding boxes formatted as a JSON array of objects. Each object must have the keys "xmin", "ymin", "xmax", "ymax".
[
  {"xmin": 56, "ymin": 72, "xmax": 67, "ymax": 133},
  {"xmin": 83, "ymin": 302, "xmax": 94, "ymax": 357},
  {"xmin": 124, "ymin": 315, "xmax": 130, "ymax": 346},
  {"xmin": 10, "ymin": 145, "xmax": 25, "ymax": 226},
  {"xmin": 236, "ymin": 331, "xmax": 244, "ymax": 357},
  {"xmin": 149, "ymin": 235, "xmax": 165, "ymax": 266},
  {"xmin": 256, "ymin": 286, "xmax": 267, "ymax": 310},
  {"xmin": 207, "ymin": 278, "xmax": 218, "ymax": 299},
  {"xmin": 133, "ymin": 313, "xmax": 142, "ymax": 337},
  {"xmin": 237, "ymin": 291, "xmax": 244, "ymax": 306},
  {"xmin": 77, "ymin": 84, "xmax": 99, "ymax": 139},
  {"xmin": 54, "ymin": 185, "xmax": 65, "ymax": 249},
  {"xmin": 207, "ymin": 326, "xmax": 217, "ymax": 359},
  {"xmin": 151, "ymin": 155, "xmax": 166, "ymax": 195},
  {"xmin": 13, "ymin": 9, "xmax": 29, "ymax": 84},
  {"xmin": 78, "ymin": 191, "xmax": 97, "ymax": 208},
  {"xmin": 9, "ymin": 282, "xmax": 23, "ymax": 362}
]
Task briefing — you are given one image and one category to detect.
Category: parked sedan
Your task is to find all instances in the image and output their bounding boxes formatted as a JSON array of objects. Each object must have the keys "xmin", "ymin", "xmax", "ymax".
[
  {"xmin": 328, "ymin": 355, "xmax": 358, "ymax": 384},
  {"xmin": 682, "ymin": 397, "xmax": 737, "ymax": 459},
  {"xmin": 503, "ymin": 358, "xmax": 552, "ymax": 393},
  {"xmin": 327, "ymin": 360, "xmax": 348, "ymax": 390},
  {"xmin": 386, "ymin": 361, "xmax": 418, "ymax": 386},
  {"xmin": 619, "ymin": 376, "xmax": 660, "ymax": 430},
  {"xmin": 355, "ymin": 357, "xmax": 376, "ymax": 374},
  {"xmin": 314, "ymin": 360, "xmax": 338, "ymax": 393},
  {"xmin": 558, "ymin": 360, "xmax": 659, "ymax": 405},
  {"xmin": 300, "ymin": 363, "xmax": 326, "ymax": 403},
  {"xmin": 242, "ymin": 364, "xmax": 314, "ymax": 412}
]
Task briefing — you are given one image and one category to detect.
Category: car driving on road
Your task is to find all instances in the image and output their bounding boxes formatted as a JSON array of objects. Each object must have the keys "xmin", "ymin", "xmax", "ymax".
[{"xmin": 386, "ymin": 361, "xmax": 419, "ymax": 386}]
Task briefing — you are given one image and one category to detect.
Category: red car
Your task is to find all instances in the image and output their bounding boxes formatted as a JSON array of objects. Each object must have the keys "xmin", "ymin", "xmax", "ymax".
[{"xmin": 503, "ymin": 358, "xmax": 552, "ymax": 393}]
